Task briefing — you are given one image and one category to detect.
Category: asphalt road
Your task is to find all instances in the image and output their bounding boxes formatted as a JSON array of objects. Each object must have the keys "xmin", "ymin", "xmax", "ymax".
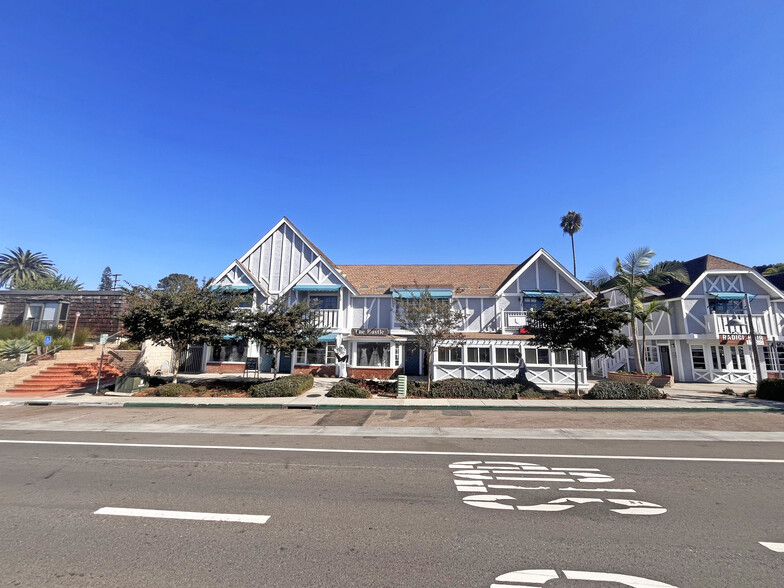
[{"xmin": 1, "ymin": 428, "xmax": 782, "ymax": 587}]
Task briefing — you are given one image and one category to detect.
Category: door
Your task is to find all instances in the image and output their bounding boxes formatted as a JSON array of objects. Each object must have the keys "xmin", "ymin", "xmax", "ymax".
[
  {"xmin": 278, "ymin": 351, "xmax": 292, "ymax": 374},
  {"xmin": 659, "ymin": 346, "xmax": 672, "ymax": 376},
  {"xmin": 179, "ymin": 345, "xmax": 205, "ymax": 373},
  {"xmin": 404, "ymin": 346, "xmax": 420, "ymax": 375}
]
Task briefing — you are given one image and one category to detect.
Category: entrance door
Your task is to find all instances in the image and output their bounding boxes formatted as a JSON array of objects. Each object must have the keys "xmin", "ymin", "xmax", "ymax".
[
  {"xmin": 659, "ymin": 346, "xmax": 672, "ymax": 376},
  {"xmin": 404, "ymin": 346, "xmax": 420, "ymax": 376},
  {"xmin": 278, "ymin": 351, "xmax": 292, "ymax": 374},
  {"xmin": 179, "ymin": 345, "xmax": 205, "ymax": 373}
]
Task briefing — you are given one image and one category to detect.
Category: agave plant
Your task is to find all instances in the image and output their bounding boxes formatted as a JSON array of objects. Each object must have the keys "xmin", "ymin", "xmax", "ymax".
[
  {"xmin": 0, "ymin": 339, "xmax": 36, "ymax": 361},
  {"xmin": 0, "ymin": 248, "xmax": 57, "ymax": 288}
]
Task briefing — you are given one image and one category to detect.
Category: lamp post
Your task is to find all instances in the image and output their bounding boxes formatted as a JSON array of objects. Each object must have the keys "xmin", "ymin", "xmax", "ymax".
[
  {"xmin": 71, "ymin": 312, "xmax": 81, "ymax": 344},
  {"xmin": 727, "ymin": 292, "xmax": 763, "ymax": 383}
]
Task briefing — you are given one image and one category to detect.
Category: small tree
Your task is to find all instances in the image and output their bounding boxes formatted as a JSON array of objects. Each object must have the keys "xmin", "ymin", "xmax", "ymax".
[
  {"xmin": 122, "ymin": 284, "xmax": 241, "ymax": 383},
  {"xmin": 157, "ymin": 273, "xmax": 198, "ymax": 293},
  {"xmin": 13, "ymin": 273, "xmax": 83, "ymax": 291},
  {"xmin": 234, "ymin": 297, "xmax": 326, "ymax": 379},
  {"xmin": 526, "ymin": 297, "xmax": 630, "ymax": 396},
  {"xmin": 635, "ymin": 300, "xmax": 670, "ymax": 374},
  {"xmin": 395, "ymin": 289, "xmax": 465, "ymax": 392},
  {"xmin": 99, "ymin": 267, "xmax": 113, "ymax": 291},
  {"xmin": 0, "ymin": 248, "xmax": 56, "ymax": 288}
]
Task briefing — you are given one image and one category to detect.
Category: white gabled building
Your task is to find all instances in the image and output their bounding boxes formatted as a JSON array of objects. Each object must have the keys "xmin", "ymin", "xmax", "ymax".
[
  {"xmin": 593, "ymin": 255, "xmax": 784, "ymax": 385},
  {"xmin": 188, "ymin": 217, "xmax": 595, "ymax": 388}
]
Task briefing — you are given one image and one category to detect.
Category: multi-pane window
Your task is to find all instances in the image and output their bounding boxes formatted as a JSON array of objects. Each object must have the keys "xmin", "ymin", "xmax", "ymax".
[
  {"xmin": 437, "ymin": 347, "xmax": 462, "ymax": 362},
  {"xmin": 357, "ymin": 342, "xmax": 390, "ymax": 367},
  {"xmin": 553, "ymin": 349, "xmax": 578, "ymax": 365},
  {"xmin": 763, "ymin": 346, "xmax": 775, "ymax": 371},
  {"xmin": 212, "ymin": 339, "xmax": 247, "ymax": 362},
  {"xmin": 711, "ymin": 346, "xmax": 726, "ymax": 370},
  {"xmin": 495, "ymin": 347, "xmax": 521, "ymax": 364},
  {"xmin": 25, "ymin": 302, "xmax": 69, "ymax": 332},
  {"xmin": 466, "ymin": 347, "xmax": 490, "ymax": 363},
  {"xmin": 691, "ymin": 346, "xmax": 706, "ymax": 370},
  {"xmin": 303, "ymin": 342, "xmax": 335, "ymax": 365},
  {"xmin": 708, "ymin": 298, "xmax": 744, "ymax": 314},
  {"xmin": 521, "ymin": 296, "xmax": 544, "ymax": 311},
  {"xmin": 524, "ymin": 348, "xmax": 550, "ymax": 365},
  {"xmin": 309, "ymin": 295, "xmax": 338, "ymax": 309},
  {"xmin": 729, "ymin": 347, "xmax": 747, "ymax": 370},
  {"xmin": 645, "ymin": 345, "xmax": 659, "ymax": 364}
]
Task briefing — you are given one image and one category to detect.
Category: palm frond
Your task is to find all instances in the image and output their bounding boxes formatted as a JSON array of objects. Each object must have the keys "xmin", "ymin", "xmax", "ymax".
[
  {"xmin": 586, "ymin": 266, "xmax": 613, "ymax": 289},
  {"xmin": 620, "ymin": 247, "xmax": 654, "ymax": 274}
]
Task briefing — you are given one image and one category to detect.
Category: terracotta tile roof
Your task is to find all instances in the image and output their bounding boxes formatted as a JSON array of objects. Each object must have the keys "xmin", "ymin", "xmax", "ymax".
[{"xmin": 334, "ymin": 264, "xmax": 520, "ymax": 296}]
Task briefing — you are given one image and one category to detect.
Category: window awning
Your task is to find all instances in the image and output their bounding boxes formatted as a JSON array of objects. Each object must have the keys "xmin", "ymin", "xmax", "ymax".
[
  {"xmin": 210, "ymin": 285, "xmax": 253, "ymax": 292},
  {"xmin": 392, "ymin": 288, "xmax": 453, "ymax": 299},
  {"xmin": 318, "ymin": 333, "xmax": 338, "ymax": 342},
  {"xmin": 292, "ymin": 284, "xmax": 341, "ymax": 292},
  {"xmin": 222, "ymin": 335, "xmax": 243, "ymax": 340},
  {"xmin": 521, "ymin": 290, "xmax": 562, "ymax": 298},
  {"xmin": 709, "ymin": 292, "xmax": 756, "ymax": 300}
]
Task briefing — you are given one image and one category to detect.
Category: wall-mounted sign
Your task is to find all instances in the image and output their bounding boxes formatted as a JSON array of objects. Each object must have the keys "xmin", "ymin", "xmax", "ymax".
[
  {"xmin": 719, "ymin": 333, "xmax": 767, "ymax": 346},
  {"xmin": 352, "ymin": 328, "xmax": 389, "ymax": 337}
]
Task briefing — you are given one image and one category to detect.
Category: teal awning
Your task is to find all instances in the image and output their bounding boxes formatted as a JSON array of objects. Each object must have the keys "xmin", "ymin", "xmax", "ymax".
[
  {"xmin": 709, "ymin": 292, "xmax": 756, "ymax": 300},
  {"xmin": 318, "ymin": 333, "xmax": 338, "ymax": 342},
  {"xmin": 292, "ymin": 284, "xmax": 341, "ymax": 292},
  {"xmin": 392, "ymin": 288, "xmax": 453, "ymax": 299},
  {"xmin": 210, "ymin": 285, "xmax": 253, "ymax": 292},
  {"xmin": 222, "ymin": 335, "xmax": 243, "ymax": 340},
  {"xmin": 522, "ymin": 290, "xmax": 562, "ymax": 298}
]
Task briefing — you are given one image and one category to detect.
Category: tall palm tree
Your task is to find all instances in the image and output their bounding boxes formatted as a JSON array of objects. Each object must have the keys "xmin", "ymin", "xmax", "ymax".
[
  {"xmin": 635, "ymin": 299, "xmax": 671, "ymax": 374},
  {"xmin": 0, "ymin": 248, "xmax": 56, "ymax": 288},
  {"xmin": 560, "ymin": 211, "xmax": 582, "ymax": 277},
  {"xmin": 588, "ymin": 248, "xmax": 689, "ymax": 374}
]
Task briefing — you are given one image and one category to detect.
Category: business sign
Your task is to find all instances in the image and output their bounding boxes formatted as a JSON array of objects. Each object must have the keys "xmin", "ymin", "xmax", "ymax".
[
  {"xmin": 351, "ymin": 328, "xmax": 389, "ymax": 337},
  {"xmin": 719, "ymin": 333, "xmax": 768, "ymax": 346}
]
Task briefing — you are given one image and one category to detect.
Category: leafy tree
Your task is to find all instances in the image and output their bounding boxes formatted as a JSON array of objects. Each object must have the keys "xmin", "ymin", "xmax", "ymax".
[
  {"xmin": 588, "ymin": 248, "xmax": 689, "ymax": 374},
  {"xmin": 635, "ymin": 299, "xmax": 670, "ymax": 374},
  {"xmin": 759, "ymin": 263, "xmax": 784, "ymax": 276},
  {"xmin": 121, "ymin": 285, "xmax": 242, "ymax": 383},
  {"xmin": 526, "ymin": 297, "xmax": 631, "ymax": 396},
  {"xmin": 234, "ymin": 297, "xmax": 326, "ymax": 380},
  {"xmin": 157, "ymin": 273, "xmax": 199, "ymax": 293},
  {"xmin": 560, "ymin": 211, "xmax": 583, "ymax": 277},
  {"xmin": 99, "ymin": 267, "xmax": 113, "ymax": 291},
  {"xmin": 394, "ymin": 289, "xmax": 465, "ymax": 392},
  {"xmin": 12, "ymin": 273, "xmax": 83, "ymax": 291},
  {"xmin": 0, "ymin": 248, "xmax": 56, "ymax": 288}
]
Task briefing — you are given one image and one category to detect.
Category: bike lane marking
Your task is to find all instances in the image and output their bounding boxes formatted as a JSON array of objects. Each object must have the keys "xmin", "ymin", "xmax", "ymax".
[{"xmin": 94, "ymin": 507, "xmax": 270, "ymax": 524}]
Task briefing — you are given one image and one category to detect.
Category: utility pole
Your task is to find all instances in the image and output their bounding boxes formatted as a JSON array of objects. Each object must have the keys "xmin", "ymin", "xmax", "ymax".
[
  {"xmin": 112, "ymin": 273, "xmax": 122, "ymax": 291},
  {"xmin": 745, "ymin": 292, "xmax": 764, "ymax": 383}
]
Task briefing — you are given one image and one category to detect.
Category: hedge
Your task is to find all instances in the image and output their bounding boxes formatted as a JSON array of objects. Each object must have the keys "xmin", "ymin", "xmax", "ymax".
[
  {"xmin": 152, "ymin": 383, "xmax": 196, "ymax": 397},
  {"xmin": 408, "ymin": 377, "xmax": 544, "ymax": 399},
  {"xmin": 249, "ymin": 374, "xmax": 314, "ymax": 398},
  {"xmin": 326, "ymin": 380, "xmax": 372, "ymax": 398},
  {"xmin": 756, "ymin": 379, "xmax": 784, "ymax": 401},
  {"xmin": 584, "ymin": 380, "xmax": 664, "ymax": 400}
]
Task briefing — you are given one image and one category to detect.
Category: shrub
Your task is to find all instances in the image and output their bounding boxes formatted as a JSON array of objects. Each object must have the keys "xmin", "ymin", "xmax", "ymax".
[
  {"xmin": 344, "ymin": 378, "xmax": 397, "ymax": 395},
  {"xmin": 117, "ymin": 340, "xmax": 140, "ymax": 350},
  {"xmin": 327, "ymin": 380, "xmax": 372, "ymax": 398},
  {"xmin": 585, "ymin": 380, "xmax": 664, "ymax": 400},
  {"xmin": 28, "ymin": 332, "xmax": 47, "ymax": 348},
  {"xmin": 0, "ymin": 339, "xmax": 35, "ymax": 360},
  {"xmin": 756, "ymin": 379, "xmax": 784, "ymax": 401},
  {"xmin": 53, "ymin": 337, "xmax": 72, "ymax": 351},
  {"xmin": 152, "ymin": 383, "xmax": 195, "ymax": 397},
  {"xmin": 720, "ymin": 387, "xmax": 735, "ymax": 396},
  {"xmin": 72, "ymin": 328, "xmax": 93, "ymax": 346},
  {"xmin": 0, "ymin": 359, "xmax": 18, "ymax": 375},
  {"xmin": 405, "ymin": 377, "xmax": 545, "ymax": 399},
  {"xmin": 147, "ymin": 376, "xmax": 169, "ymax": 387},
  {"xmin": 249, "ymin": 374, "xmax": 314, "ymax": 398},
  {"xmin": 0, "ymin": 325, "xmax": 28, "ymax": 340}
]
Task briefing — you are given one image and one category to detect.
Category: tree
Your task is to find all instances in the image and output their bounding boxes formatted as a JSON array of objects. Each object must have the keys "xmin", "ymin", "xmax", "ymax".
[
  {"xmin": 121, "ymin": 285, "xmax": 241, "ymax": 383},
  {"xmin": 760, "ymin": 263, "xmax": 784, "ymax": 276},
  {"xmin": 12, "ymin": 273, "xmax": 83, "ymax": 291},
  {"xmin": 0, "ymin": 248, "xmax": 56, "ymax": 288},
  {"xmin": 234, "ymin": 297, "xmax": 326, "ymax": 380},
  {"xmin": 394, "ymin": 289, "xmax": 465, "ymax": 392},
  {"xmin": 588, "ymin": 248, "xmax": 689, "ymax": 374},
  {"xmin": 157, "ymin": 273, "xmax": 199, "ymax": 293},
  {"xmin": 560, "ymin": 211, "xmax": 583, "ymax": 277},
  {"xmin": 635, "ymin": 300, "xmax": 670, "ymax": 374},
  {"xmin": 526, "ymin": 296, "xmax": 631, "ymax": 396},
  {"xmin": 99, "ymin": 267, "xmax": 113, "ymax": 291}
]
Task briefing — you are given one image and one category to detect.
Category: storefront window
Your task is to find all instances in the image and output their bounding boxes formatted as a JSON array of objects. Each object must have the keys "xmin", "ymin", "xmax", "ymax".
[
  {"xmin": 304, "ymin": 342, "xmax": 335, "ymax": 365},
  {"xmin": 357, "ymin": 342, "xmax": 390, "ymax": 367},
  {"xmin": 212, "ymin": 339, "xmax": 247, "ymax": 362}
]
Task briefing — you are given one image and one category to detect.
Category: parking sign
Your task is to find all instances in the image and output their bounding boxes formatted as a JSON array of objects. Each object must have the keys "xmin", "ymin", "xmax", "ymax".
[{"xmin": 43, "ymin": 336, "xmax": 52, "ymax": 347}]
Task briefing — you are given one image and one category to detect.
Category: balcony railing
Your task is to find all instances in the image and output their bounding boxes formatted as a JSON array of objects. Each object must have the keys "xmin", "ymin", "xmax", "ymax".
[
  {"xmin": 504, "ymin": 311, "xmax": 528, "ymax": 330},
  {"xmin": 705, "ymin": 313, "xmax": 769, "ymax": 337},
  {"xmin": 312, "ymin": 309, "xmax": 339, "ymax": 329}
]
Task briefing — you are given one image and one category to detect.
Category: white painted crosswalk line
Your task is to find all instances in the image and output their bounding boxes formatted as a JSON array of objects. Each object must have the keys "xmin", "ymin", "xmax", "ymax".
[
  {"xmin": 759, "ymin": 542, "xmax": 784, "ymax": 553},
  {"xmin": 94, "ymin": 507, "xmax": 270, "ymax": 524}
]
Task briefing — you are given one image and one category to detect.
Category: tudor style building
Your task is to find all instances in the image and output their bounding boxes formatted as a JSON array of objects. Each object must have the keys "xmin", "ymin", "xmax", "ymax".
[
  {"xmin": 193, "ymin": 217, "xmax": 595, "ymax": 388},
  {"xmin": 593, "ymin": 255, "xmax": 784, "ymax": 384}
]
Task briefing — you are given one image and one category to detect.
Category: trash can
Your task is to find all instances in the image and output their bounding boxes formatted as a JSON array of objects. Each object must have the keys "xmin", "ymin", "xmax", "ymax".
[{"xmin": 396, "ymin": 375, "xmax": 407, "ymax": 398}]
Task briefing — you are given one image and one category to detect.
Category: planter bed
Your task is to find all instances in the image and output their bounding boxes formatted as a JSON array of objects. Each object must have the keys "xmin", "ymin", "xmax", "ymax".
[{"xmin": 608, "ymin": 371, "xmax": 673, "ymax": 388}]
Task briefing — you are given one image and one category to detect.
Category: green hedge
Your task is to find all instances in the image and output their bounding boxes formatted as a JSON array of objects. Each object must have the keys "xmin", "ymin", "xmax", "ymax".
[
  {"xmin": 249, "ymin": 374, "xmax": 314, "ymax": 398},
  {"xmin": 408, "ymin": 377, "xmax": 544, "ymax": 399},
  {"xmin": 153, "ymin": 383, "xmax": 195, "ymax": 397},
  {"xmin": 756, "ymin": 379, "xmax": 784, "ymax": 401},
  {"xmin": 326, "ymin": 380, "xmax": 372, "ymax": 398},
  {"xmin": 584, "ymin": 380, "xmax": 664, "ymax": 400}
]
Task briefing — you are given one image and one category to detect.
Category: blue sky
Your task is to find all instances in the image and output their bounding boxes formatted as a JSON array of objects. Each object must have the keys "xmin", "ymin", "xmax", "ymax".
[{"xmin": 1, "ymin": 1, "xmax": 782, "ymax": 288}]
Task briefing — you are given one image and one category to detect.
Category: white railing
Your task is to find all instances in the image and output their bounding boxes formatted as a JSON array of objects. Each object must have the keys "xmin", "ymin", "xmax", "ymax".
[
  {"xmin": 504, "ymin": 311, "xmax": 528, "ymax": 330},
  {"xmin": 705, "ymin": 313, "xmax": 768, "ymax": 337},
  {"xmin": 312, "ymin": 309, "xmax": 339, "ymax": 328}
]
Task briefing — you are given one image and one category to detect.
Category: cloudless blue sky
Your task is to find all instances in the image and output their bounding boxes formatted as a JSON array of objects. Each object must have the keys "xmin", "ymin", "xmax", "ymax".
[{"xmin": 1, "ymin": 1, "xmax": 782, "ymax": 288}]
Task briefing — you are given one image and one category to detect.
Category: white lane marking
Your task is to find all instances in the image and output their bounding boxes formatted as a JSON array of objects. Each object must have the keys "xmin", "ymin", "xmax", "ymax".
[
  {"xmin": 558, "ymin": 486, "xmax": 636, "ymax": 493},
  {"xmin": 492, "ymin": 569, "xmax": 678, "ymax": 587},
  {"xmin": 94, "ymin": 507, "xmax": 270, "ymax": 524},
  {"xmin": 564, "ymin": 569, "xmax": 677, "ymax": 587},
  {"xmin": 759, "ymin": 541, "xmax": 784, "ymax": 552},
  {"xmin": 492, "ymin": 569, "xmax": 559, "ymax": 584},
  {"xmin": 1, "ymin": 439, "xmax": 781, "ymax": 463}
]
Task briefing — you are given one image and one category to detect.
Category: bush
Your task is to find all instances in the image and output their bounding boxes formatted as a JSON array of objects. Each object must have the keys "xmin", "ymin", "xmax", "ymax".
[
  {"xmin": 344, "ymin": 378, "xmax": 397, "ymax": 395},
  {"xmin": 756, "ymin": 379, "xmax": 784, "ymax": 401},
  {"xmin": 0, "ymin": 359, "xmax": 18, "ymax": 375},
  {"xmin": 585, "ymin": 380, "xmax": 664, "ymax": 400},
  {"xmin": 0, "ymin": 339, "xmax": 35, "ymax": 360},
  {"xmin": 0, "ymin": 325, "xmax": 28, "ymax": 340},
  {"xmin": 147, "ymin": 376, "xmax": 169, "ymax": 387},
  {"xmin": 720, "ymin": 387, "xmax": 735, "ymax": 396},
  {"xmin": 53, "ymin": 337, "xmax": 72, "ymax": 351},
  {"xmin": 117, "ymin": 340, "xmax": 140, "ymax": 350},
  {"xmin": 327, "ymin": 380, "xmax": 372, "ymax": 398},
  {"xmin": 72, "ymin": 328, "xmax": 93, "ymax": 346},
  {"xmin": 405, "ymin": 377, "xmax": 545, "ymax": 399},
  {"xmin": 249, "ymin": 374, "xmax": 314, "ymax": 398},
  {"xmin": 152, "ymin": 383, "xmax": 195, "ymax": 397}
]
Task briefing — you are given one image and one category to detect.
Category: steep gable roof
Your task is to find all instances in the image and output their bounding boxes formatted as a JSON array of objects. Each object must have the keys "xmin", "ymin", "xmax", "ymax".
[{"xmin": 657, "ymin": 254, "xmax": 750, "ymax": 298}]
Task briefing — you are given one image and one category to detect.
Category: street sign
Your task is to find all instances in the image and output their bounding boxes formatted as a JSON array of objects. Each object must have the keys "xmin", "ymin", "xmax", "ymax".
[
  {"xmin": 43, "ymin": 336, "xmax": 52, "ymax": 347},
  {"xmin": 100, "ymin": 334, "xmax": 108, "ymax": 345}
]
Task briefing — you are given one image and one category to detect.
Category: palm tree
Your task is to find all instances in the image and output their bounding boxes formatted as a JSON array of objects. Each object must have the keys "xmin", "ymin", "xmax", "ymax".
[
  {"xmin": 0, "ymin": 248, "xmax": 56, "ymax": 288},
  {"xmin": 635, "ymin": 299, "xmax": 670, "ymax": 374},
  {"xmin": 560, "ymin": 211, "xmax": 582, "ymax": 277},
  {"xmin": 588, "ymin": 248, "xmax": 689, "ymax": 374}
]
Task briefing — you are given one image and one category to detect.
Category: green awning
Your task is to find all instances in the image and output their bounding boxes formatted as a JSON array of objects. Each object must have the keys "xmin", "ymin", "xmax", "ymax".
[
  {"xmin": 709, "ymin": 292, "xmax": 756, "ymax": 300},
  {"xmin": 522, "ymin": 290, "xmax": 562, "ymax": 298},
  {"xmin": 392, "ymin": 288, "xmax": 452, "ymax": 299},
  {"xmin": 210, "ymin": 285, "xmax": 253, "ymax": 292},
  {"xmin": 292, "ymin": 284, "xmax": 341, "ymax": 292},
  {"xmin": 318, "ymin": 333, "xmax": 338, "ymax": 342}
]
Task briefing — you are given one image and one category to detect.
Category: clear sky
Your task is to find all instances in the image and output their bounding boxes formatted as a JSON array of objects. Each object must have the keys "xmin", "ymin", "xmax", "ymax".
[{"xmin": 1, "ymin": 1, "xmax": 782, "ymax": 288}]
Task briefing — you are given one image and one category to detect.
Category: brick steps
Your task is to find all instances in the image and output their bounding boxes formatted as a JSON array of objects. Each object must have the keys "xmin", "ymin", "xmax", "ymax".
[{"xmin": 6, "ymin": 360, "xmax": 123, "ymax": 396}]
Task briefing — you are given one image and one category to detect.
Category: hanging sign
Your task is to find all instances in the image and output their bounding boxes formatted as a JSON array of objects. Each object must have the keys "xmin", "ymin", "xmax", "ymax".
[{"xmin": 351, "ymin": 328, "xmax": 389, "ymax": 337}]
